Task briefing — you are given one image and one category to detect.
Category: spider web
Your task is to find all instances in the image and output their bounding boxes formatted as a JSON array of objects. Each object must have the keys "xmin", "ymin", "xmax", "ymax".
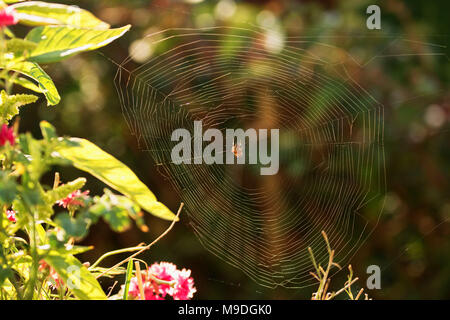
[{"xmin": 114, "ymin": 27, "xmax": 385, "ymax": 288}]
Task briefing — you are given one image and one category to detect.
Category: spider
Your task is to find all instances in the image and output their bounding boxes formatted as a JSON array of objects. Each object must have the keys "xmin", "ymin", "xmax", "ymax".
[{"xmin": 231, "ymin": 141, "xmax": 243, "ymax": 158}]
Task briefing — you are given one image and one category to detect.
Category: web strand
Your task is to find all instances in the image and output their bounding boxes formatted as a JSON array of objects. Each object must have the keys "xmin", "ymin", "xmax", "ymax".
[{"xmin": 114, "ymin": 27, "xmax": 385, "ymax": 288}]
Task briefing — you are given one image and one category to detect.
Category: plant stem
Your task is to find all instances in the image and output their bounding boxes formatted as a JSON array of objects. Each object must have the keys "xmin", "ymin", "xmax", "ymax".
[
  {"xmin": 95, "ymin": 202, "xmax": 183, "ymax": 279},
  {"xmin": 89, "ymin": 245, "xmax": 147, "ymax": 270}
]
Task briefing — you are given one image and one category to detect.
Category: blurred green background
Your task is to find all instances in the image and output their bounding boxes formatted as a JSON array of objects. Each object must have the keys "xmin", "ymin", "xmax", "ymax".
[{"xmin": 18, "ymin": 0, "xmax": 449, "ymax": 299}]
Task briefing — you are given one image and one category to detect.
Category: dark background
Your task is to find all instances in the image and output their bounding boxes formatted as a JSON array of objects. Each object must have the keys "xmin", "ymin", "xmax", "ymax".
[{"xmin": 18, "ymin": 0, "xmax": 450, "ymax": 299}]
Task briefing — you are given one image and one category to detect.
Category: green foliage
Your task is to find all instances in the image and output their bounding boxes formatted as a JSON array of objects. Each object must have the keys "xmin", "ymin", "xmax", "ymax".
[
  {"xmin": 42, "ymin": 249, "xmax": 107, "ymax": 300},
  {"xmin": 0, "ymin": 1, "xmax": 175, "ymax": 300},
  {"xmin": 8, "ymin": 61, "xmax": 60, "ymax": 105},
  {"xmin": 123, "ymin": 259, "xmax": 134, "ymax": 300},
  {"xmin": 0, "ymin": 89, "xmax": 38, "ymax": 122},
  {"xmin": 25, "ymin": 25, "xmax": 131, "ymax": 63},
  {"xmin": 10, "ymin": 1, "xmax": 110, "ymax": 29},
  {"xmin": 54, "ymin": 137, "xmax": 177, "ymax": 221},
  {"xmin": 1, "ymin": 1, "xmax": 131, "ymax": 106}
]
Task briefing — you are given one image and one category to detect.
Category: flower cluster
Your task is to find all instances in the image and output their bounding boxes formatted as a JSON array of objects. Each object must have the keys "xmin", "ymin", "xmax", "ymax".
[
  {"xmin": 0, "ymin": 6, "xmax": 18, "ymax": 27},
  {"xmin": 0, "ymin": 124, "xmax": 15, "ymax": 146},
  {"xmin": 6, "ymin": 209, "xmax": 16, "ymax": 223},
  {"xmin": 128, "ymin": 262, "xmax": 196, "ymax": 300},
  {"xmin": 56, "ymin": 190, "xmax": 90, "ymax": 208},
  {"xmin": 38, "ymin": 260, "xmax": 63, "ymax": 289}
]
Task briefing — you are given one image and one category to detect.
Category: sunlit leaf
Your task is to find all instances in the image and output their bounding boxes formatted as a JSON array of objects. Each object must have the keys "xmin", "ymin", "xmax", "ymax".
[
  {"xmin": 123, "ymin": 259, "xmax": 134, "ymax": 300},
  {"xmin": 9, "ymin": 61, "xmax": 60, "ymax": 105},
  {"xmin": 25, "ymin": 25, "xmax": 131, "ymax": 64},
  {"xmin": 39, "ymin": 120, "xmax": 57, "ymax": 140},
  {"xmin": 44, "ymin": 177, "xmax": 86, "ymax": 205},
  {"xmin": 11, "ymin": 1, "xmax": 110, "ymax": 29},
  {"xmin": 5, "ymin": 38, "xmax": 37, "ymax": 59},
  {"xmin": 0, "ymin": 74, "xmax": 43, "ymax": 94},
  {"xmin": 0, "ymin": 90, "xmax": 38, "ymax": 123},
  {"xmin": 42, "ymin": 250, "xmax": 107, "ymax": 300},
  {"xmin": 54, "ymin": 137, "xmax": 178, "ymax": 221}
]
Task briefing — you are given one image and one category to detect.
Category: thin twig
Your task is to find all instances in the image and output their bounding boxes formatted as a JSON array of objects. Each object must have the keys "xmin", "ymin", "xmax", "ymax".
[
  {"xmin": 135, "ymin": 262, "xmax": 145, "ymax": 300},
  {"xmin": 106, "ymin": 281, "xmax": 118, "ymax": 298},
  {"xmin": 329, "ymin": 277, "xmax": 359, "ymax": 299},
  {"xmin": 355, "ymin": 288, "xmax": 364, "ymax": 300},
  {"xmin": 53, "ymin": 172, "xmax": 60, "ymax": 189},
  {"xmin": 95, "ymin": 202, "xmax": 183, "ymax": 279}
]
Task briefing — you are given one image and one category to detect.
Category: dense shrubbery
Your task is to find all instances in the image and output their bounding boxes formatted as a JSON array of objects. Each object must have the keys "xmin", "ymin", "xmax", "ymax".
[{"xmin": 0, "ymin": 1, "xmax": 194, "ymax": 300}]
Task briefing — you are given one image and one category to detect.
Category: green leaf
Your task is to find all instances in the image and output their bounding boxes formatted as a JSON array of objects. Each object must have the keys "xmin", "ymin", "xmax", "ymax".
[
  {"xmin": 2, "ymin": 27, "xmax": 15, "ymax": 39},
  {"xmin": 0, "ymin": 90, "xmax": 38, "ymax": 123},
  {"xmin": 123, "ymin": 259, "xmax": 133, "ymax": 300},
  {"xmin": 54, "ymin": 138, "xmax": 178, "ymax": 221},
  {"xmin": 0, "ymin": 267, "xmax": 13, "ymax": 288},
  {"xmin": 39, "ymin": 120, "xmax": 57, "ymax": 140},
  {"xmin": 0, "ymin": 171, "xmax": 17, "ymax": 204},
  {"xmin": 11, "ymin": 1, "xmax": 110, "ymax": 29},
  {"xmin": 54, "ymin": 212, "xmax": 88, "ymax": 239},
  {"xmin": 89, "ymin": 190, "xmax": 137, "ymax": 232},
  {"xmin": 42, "ymin": 250, "xmax": 107, "ymax": 300},
  {"xmin": 9, "ymin": 61, "xmax": 60, "ymax": 106},
  {"xmin": 0, "ymin": 74, "xmax": 43, "ymax": 94},
  {"xmin": 45, "ymin": 177, "xmax": 86, "ymax": 205},
  {"xmin": 25, "ymin": 25, "xmax": 131, "ymax": 64},
  {"xmin": 5, "ymin": 38, "xmax": 37, "ymax": 59}
]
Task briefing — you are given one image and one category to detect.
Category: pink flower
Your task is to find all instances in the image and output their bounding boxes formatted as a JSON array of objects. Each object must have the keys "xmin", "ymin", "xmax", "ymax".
[
  {"xmin": 173, "ymin": 268, "xmax": 196, "ymax": 300},
  {"xmin": 128, "ymin": 277, "xmax": 163, "ymax": 300},
  {"xmin": 56, "ymin": 190, "xmax": 90, "ymax": 208},
  {"xmin": 149, "ymin": 262, "xmax": 177, "ymax": 297},
  {"xmin": 0, "ymin": 124, "xmax": 15, "ymax": 146},
  {"xmin": 0, "ymin": 7, "xmax": 18, "ymax": 27},
  {"xmin": 6, "ymin": 210, "xmax": 16, "ymax": 223},
  {"xmin": 128, "ymin": 262, "xmax": 196, "ymax": 300}
]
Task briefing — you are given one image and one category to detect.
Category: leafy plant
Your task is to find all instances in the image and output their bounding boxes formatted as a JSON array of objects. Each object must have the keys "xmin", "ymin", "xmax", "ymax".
[
  {"xmin": 309, "ymin": 231, "xmax": 371, "ymax": 300},
  {"xmin": 0, "ymin": 0, "xmax": 191, "ymax": 300}
]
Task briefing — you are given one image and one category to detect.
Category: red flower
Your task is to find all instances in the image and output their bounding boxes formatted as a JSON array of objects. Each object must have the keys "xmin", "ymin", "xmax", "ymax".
[
  {"xmin": 6, "ymin": 210, "xmax": 16, "ymax": 223},
  {"xmin": 0, "ymin": 124, "xmax": 15, "ymax": 146},
  {"xmin": 39, "ymin": 260, "xmax": 63, "ymax": 289},
  {"xmin": 0, "ymin": 7, "xmax": 18, "ymax": 27},
  {"xmin": 172, "ymin": 268, "xmax": 196, "ymax": 300},
  {"xmin": 56, "ymin": 190, "xmax": 90, "ymax": 208},
  {"xmin": 128, "ymin": 262, "xmax": 196, "ymax": 300}
]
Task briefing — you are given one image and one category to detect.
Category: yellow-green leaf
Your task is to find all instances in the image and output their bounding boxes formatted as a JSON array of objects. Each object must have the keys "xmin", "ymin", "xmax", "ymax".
[
  {"xmin": 42, "ymin": 250, "xmax": 107, "ymax": 300},
  {"xmin": 54, "ymin": 137, "xmax": 178, "ymax": 221},
  {"xmin": 9, "ymin": 61, "xmax": 60, "ymax": 105},
  {"xmin": 0, "ymin": 74, "xmax": 43, "ymax": 94},
  {"xmin": 25, "ymin": 25, "xmax": 131, "ymax": 64},
  {"xmin": 0, "ymin": 90, "xmax": 38, "ymax": 123},
  {"xmin": 11, "ymin": 1, "xmax": 110, "ymax": 29}
]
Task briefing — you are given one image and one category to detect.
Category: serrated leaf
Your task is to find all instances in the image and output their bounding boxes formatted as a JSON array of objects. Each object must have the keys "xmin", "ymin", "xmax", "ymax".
[
  {"xmin": 9, "ymin": 61, "xmax": 60, "ymax": 105},
  {"xmin": 5, "ymin": 38, "xmax": 37, "ymax": 59},
  {"xmin": 54, "ymin": 137, "xmax": 178, "ymax": 221},
  {"xmin": 11, "ymin": 1, "xmax": 110, "ymax": 29},
  {"xmin": 42, "ymin": 250, "xmax": 107, "ymax": 300},
  {"xmin": 25, "ymin": 25, "xmax": 131, "ymax": 64},
  {"xmin": 45, "ymin": 177, "xmax": 86, "ymax": 205},
  {"xmin": 0, "ymin": 90, "xmax": 38, "ymax": 123}
]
